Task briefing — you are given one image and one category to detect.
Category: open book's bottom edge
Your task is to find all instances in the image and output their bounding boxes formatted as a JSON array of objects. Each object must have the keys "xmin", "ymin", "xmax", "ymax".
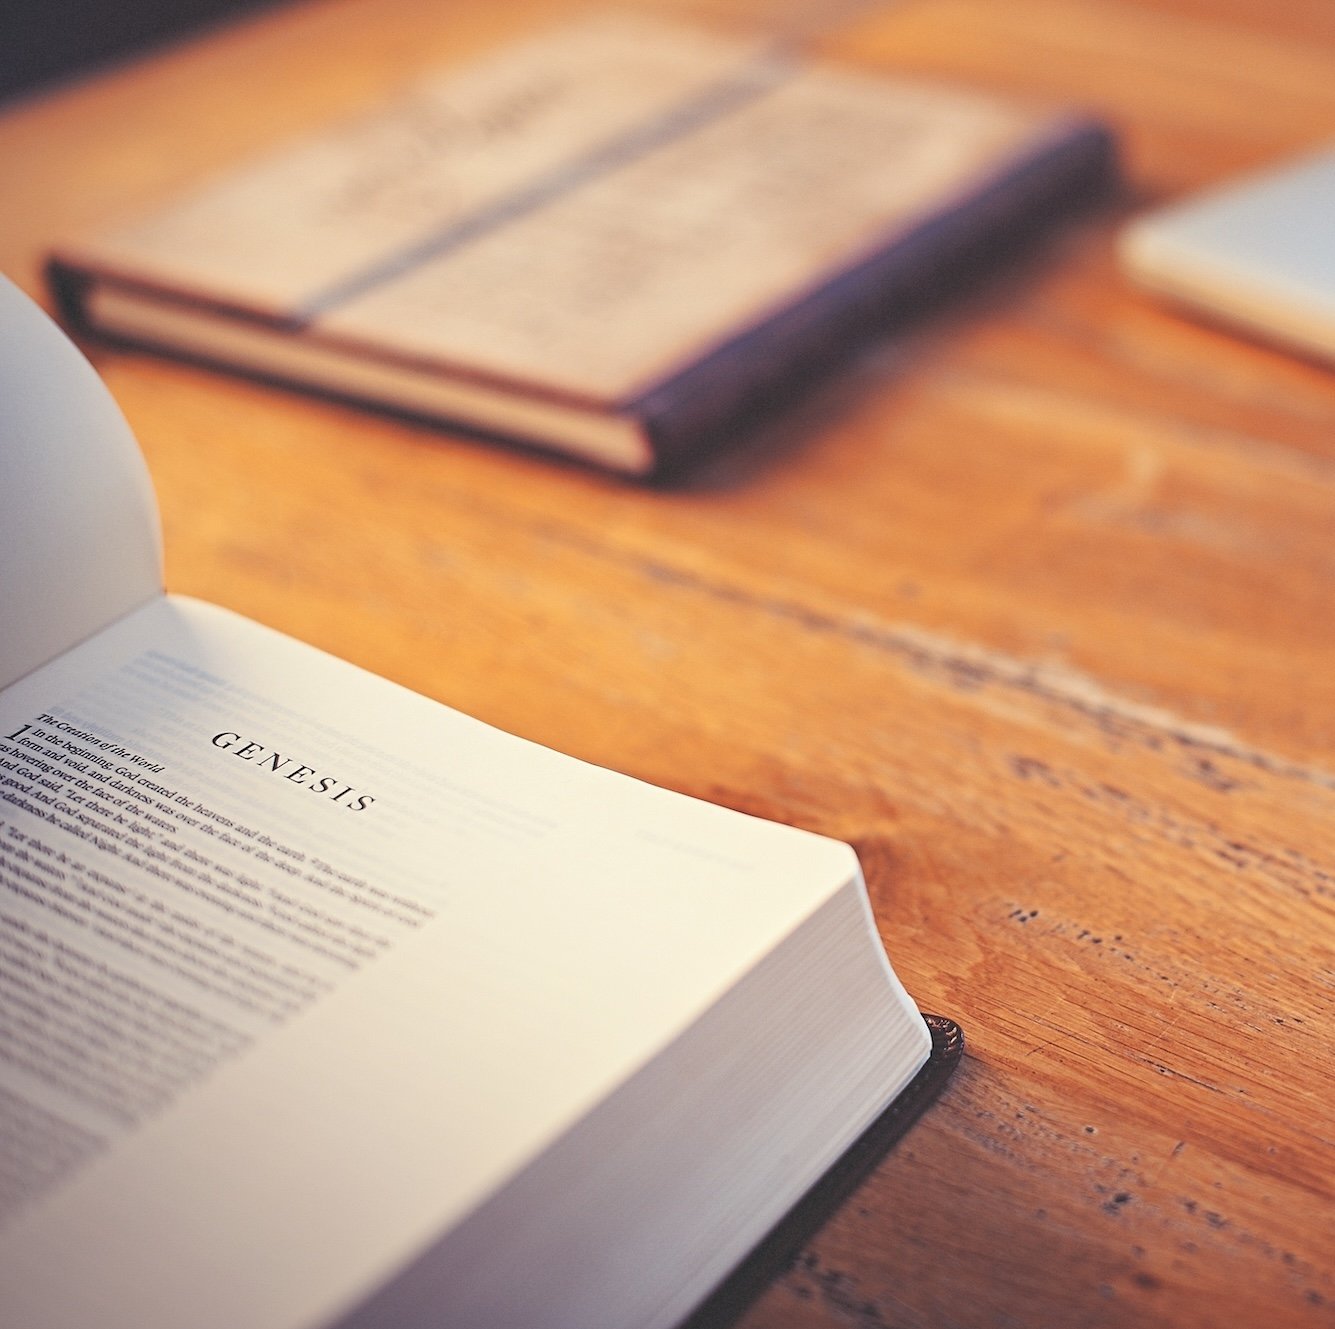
[{"xmin": 679, "ymin": 1013, "xmax": 964, "ymax": 1329}]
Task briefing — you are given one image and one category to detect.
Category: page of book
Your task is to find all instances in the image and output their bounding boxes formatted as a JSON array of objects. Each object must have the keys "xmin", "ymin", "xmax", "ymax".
[
  {"xmin": 0, "ymin": 594, "xmax": 871, "ymax": 1329},
  {"xmin": 0, "ymin": 278, "xmax": 161, "ymax": 692}
]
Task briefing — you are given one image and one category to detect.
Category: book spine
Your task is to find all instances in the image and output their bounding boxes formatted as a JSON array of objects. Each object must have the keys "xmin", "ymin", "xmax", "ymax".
[
  {"xmin": 634, "ymin": 120, "xmax": 1118, "ymax": 481},
  {"xmin": 46, "ymin": 257, "xmax": 95, "ymax": 330}
]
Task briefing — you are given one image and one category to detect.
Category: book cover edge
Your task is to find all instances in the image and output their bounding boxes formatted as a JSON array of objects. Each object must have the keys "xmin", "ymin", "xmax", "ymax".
[
  {"xmin": 638, "ymin": 117, "xmax": 1117, "ymax": 478},
  {"xmin": 677, "ymin": 1012, "xmax": 965, "ymax": 1329}
]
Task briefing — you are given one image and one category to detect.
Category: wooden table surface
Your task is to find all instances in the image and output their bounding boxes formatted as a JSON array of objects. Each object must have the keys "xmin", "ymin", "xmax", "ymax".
[{"xmin": 4, "ymin": 0, "xmax": 1334, "ymax": 1324}]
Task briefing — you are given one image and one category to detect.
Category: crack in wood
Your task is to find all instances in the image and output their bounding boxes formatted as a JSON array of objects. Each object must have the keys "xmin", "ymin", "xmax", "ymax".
[{"xmin": 519, "ymin": 515, "xmax": 1335, "ymax": 791}]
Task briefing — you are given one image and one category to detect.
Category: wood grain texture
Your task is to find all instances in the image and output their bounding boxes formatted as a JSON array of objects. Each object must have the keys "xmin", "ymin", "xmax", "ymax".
[{"xmin": 2, "ymin": 0, "xmax": 1333, "ymax": 1325}]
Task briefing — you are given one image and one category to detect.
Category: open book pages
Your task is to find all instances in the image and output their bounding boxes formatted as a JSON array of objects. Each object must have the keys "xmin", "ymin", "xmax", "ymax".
[
  {"xmin": 0, "ymin": 277, "xmax": 937, "ymax": 1329},
  {"xmin": 50, "ymin": 13, "xmax": 1113, "ymax": 474}
]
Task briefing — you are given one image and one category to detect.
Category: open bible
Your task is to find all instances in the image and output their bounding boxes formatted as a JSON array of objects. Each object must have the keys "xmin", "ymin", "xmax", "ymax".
[{"xmin": 0, "ymin": 278, "xmax": 956, "ymax": 1329}]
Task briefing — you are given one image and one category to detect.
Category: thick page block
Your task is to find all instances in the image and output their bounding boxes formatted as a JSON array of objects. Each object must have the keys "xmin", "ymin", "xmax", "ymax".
[{"xmin": 683, "ymin": 1015, "xmax": 964, "ymax": 1329}]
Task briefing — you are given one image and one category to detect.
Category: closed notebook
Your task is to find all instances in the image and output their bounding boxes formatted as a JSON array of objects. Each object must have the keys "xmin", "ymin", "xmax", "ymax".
[{"xmin": 51, "ymin": 13, "xmax": 1114, "ymax": 476}]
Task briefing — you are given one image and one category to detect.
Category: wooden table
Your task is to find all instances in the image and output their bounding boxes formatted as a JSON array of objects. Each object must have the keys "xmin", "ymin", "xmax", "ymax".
[{"xmin": 4, "ymin": 0, "xmax": 1334, "ymax": 1324}]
